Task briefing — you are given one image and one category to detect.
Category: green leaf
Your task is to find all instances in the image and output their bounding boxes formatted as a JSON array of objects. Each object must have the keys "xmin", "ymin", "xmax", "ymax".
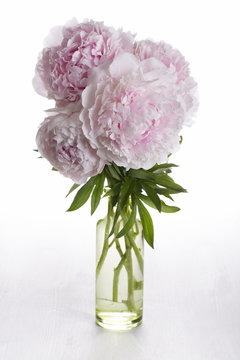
[
  {"xmin": 104, "ymin": 168, "xmax": 118, "ymax": 188},
  {"xmin": 179, "ymin": 135, "xmax": 183, "ymax": 144},
  {"xmin": 108, "ymin": 177, "xmax": 135, "ymax": 237},
  {"xmin": 154, "ymin": 174, "xmax": 187, "ymax": 192},
  {"xmin": 119, "ymin": 177, "xmax": 135, "ymax": 209},
  {"xmin": 130, "ymin": 169, "xmax": 186, "ymax": 193},
  {"xmin": 91, "ymin": 172, "xmax": 105, "ymax": 215},
  {"xmin": 155, "ymin": 186, "xmax": 182, "ymax": 195},
  {"xmin": 103, "ymin": 182, "xmax": 121, "ymax": 198},
  {"xmin": 109, "ymin": 201, "xmax": 121, "ymax": 238},
  {"xmin": 52, "ymin": 167, "xmax": 58, "ymax": 171},
  {"xmin": 161, "ymin": 200, "xmax": 180, "ymax": 213},
  {"xmin": 111, "ymin": 194, "xmax": 119, "ymax": 208},
  {"xmin": 111, "ymin": 163, "xmax": 123, "ymax": 178},
  {"xmin": 67, "ymin": 177, "xmax": 96, "ymax": 212},
  {"xmin": 141, "ymin": 183, "xmax": 162, "ymax": 212},
  {"xmin": 106, "ymin": 165, "xmax": 122, "ymax": 181},
  {"xmin": 138, "ymin": 194, "xmax": 180, "ymax": 214},
  {"xmin": 138, "ymin": 194, "xmax": 157, "ymax": 210},
  {"xmin": 121, "ymin": 167, "xmax": 127, "ymax": 176},
  {"xmin": 65, "ymin": 183, "xmax": 80, "ymax": 198},
  {"xmin": 129, "ymin": 169, "xmax": 154, "ymax": 181},
  {"xmin": 116, "ymin": 195, "xmax": 136, "ymax": 238},
  {"xmin": 148, "ymin": 163, "xmax": 178, "ymax": 172},
  {"xmin": 137, "ymin": 199, "xmax": 154, "ymax": 248},
  {"xmin": 138, "ymin": 182, "xmax": 175, "ymax": 201},
  {"xmin": 154, "ymin": 187, "xmax": 174, "ymax": 201}
]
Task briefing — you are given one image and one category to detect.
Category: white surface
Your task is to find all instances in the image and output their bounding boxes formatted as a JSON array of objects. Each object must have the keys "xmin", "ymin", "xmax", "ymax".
[{"xmin": 1, "ymin": 1, "xmax": 240, "ymax": 359}]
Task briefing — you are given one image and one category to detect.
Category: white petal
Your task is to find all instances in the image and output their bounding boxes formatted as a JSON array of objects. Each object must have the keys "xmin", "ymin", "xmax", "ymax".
[
  {"xmin": 140, "ymin": 57, "xmax": 167, "ymax": 81},
  {"xmin": 32, "ymin": 74, "xmax": 48, "ymax": 97},
  {"xmin": 82, "ymin": 85, "xmax": 96, "ymax": 109},
  {"xmin": 109, "ymin": 53, "xmax": 139, "ymax": 78},
  {"xmin": 43, "ymin": 26, "xmax": 64, "ymax": 47}
]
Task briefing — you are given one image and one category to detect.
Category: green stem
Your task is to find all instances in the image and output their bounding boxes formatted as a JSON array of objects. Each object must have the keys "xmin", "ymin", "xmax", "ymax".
[
  {"xmin": 115, "ymin": 237, "xmax": 124, "ymax": 257},
  {"xmin": 96, "ymin": 201, "xmax": 112, "ymax": 279},
  {"xmin": 96, "ymin": 197, "xmax": 143, "ymax": 315},
  {"xmin": 134, "ymin": 219, "xmax": 140, "ymax": 236},
  {"xmin": 112, "ymin": 236, "xmax": 142, "ymax": 302},
  {"xmin": 112, "ymin": 252, "xmax": 126, "ymax": 302},
  {"xmin": 108, "ymin": 220, "xmax": 121, "ymax": 249},
  {"xmin": 124, "ymin": 235, "xmax": 136, "ymax": 313},
  {"xmin": 121, "ymin": 210, "xmax": 144, "ymax": 274},
  {"xmin": 108, "ymin": 238, "xmax": 115, "ymax": 249},
  {"xmin": 126, "ymin": 231, "xmax": 144, "ymax": 274},
  {"xmin": 113, "ymin": 204, "xmax": 143, "ymax": 312}
]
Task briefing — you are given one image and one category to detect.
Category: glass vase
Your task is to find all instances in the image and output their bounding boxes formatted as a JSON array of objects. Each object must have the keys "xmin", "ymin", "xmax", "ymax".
[{"xmin": 95, "ymin": 201, "xmax": 144, "ymax": 330}]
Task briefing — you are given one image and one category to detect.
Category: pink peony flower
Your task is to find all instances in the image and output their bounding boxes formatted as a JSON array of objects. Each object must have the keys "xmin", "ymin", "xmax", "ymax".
[
  {"xmin": 80, "ymin": 52, "xmax": 198, "ymax": 170},
  {"xmin": 135, "ymin": 40, "xmax": 190, "ymax": 83},
  {"xmin": 33, "ymin": 20, "xmax": 135, "ymax": 104},
  {"xmin": 36, "ymin": 103, "xmax": 105, "ymax": 184},
  {"xmin": 134, "ymin": 40, "xmax": 198, "ymax": 125}
]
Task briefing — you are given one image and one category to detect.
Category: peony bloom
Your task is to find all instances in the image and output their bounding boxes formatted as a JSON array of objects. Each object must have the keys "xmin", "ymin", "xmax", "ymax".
[
  {"xmin": 33, "ymin": 20, "xmax": 135, "ymax": 104},
  {"xmin": 134, "ymin": 39, "xmax": 198, "ymax": 125},
  {"xmin": 134, "ymin": 40, "xmax": 190, "ymax": 83},
  {"xmin": 80, "ymin": 52, "xmax": 198, "ymax": 170},
  {"xmin": 36, "ymin": 103, "xmax": 105, "ymax": 184}
]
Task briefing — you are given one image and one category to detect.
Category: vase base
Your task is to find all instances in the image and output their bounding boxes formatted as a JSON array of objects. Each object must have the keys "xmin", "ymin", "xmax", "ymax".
[{"xmin": 96, "ymin": 312, "xmax": 142, "ymax": 331}]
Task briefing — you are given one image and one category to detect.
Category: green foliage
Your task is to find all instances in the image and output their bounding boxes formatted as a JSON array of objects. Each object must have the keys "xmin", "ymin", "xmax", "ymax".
[
  {"xmin": 137, "ymin": 199, "xmax": 154, "ymax": 248},
  {"xmin": 108, "ymin": 176, "xmax": 136, "ymax": 238},
  {"xmin": 66, "ymin": 162, "xmax": 186, "ymax": 248},
  {"xmin": 66, "ymin": 183, "xmax": 80, "ymax": 197},
  {"xmin": 161, "ymin": 200, "xmax": 180, "ymax": 213},
  {"xmin": 91, "ymin": 172, "xmax": 105, "ymax": 215},
  {"xmin": 116, "ymin": 195, "xmax": 136, "ymax": 238},
  {"xmin": 67, "ymin": 177, "xmax": 96, "ymax": 212},
  {"xmin": 141, "ymin": 183, "xmax": 162, "ymax": 213},
  {"xmin": 148, "ymin": 163, "xmax": 178, "ymax": 172}
]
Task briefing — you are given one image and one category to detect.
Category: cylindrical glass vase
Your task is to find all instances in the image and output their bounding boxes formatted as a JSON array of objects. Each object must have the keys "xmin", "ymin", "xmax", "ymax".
[{"xmin": 96, "ymin": 202, "xmax": 144, "ymax": 330}]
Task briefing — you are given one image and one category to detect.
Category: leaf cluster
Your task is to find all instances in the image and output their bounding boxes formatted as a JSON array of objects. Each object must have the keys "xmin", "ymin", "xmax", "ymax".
[{"xmin": 66, "ymin": 162, "xmax": 187, "ymax": 249}]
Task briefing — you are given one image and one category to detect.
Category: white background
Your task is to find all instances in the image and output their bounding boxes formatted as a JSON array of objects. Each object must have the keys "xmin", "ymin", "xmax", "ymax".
[{"xmin": 0, "ymin": 1, "xmax": 240, "ymax": 359}]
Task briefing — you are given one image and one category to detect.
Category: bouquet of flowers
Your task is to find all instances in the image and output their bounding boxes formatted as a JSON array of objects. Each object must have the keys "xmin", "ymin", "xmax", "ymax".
[{"xmin": 34, "ymin": 19, "xmax": 198, "ymax": 329}]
